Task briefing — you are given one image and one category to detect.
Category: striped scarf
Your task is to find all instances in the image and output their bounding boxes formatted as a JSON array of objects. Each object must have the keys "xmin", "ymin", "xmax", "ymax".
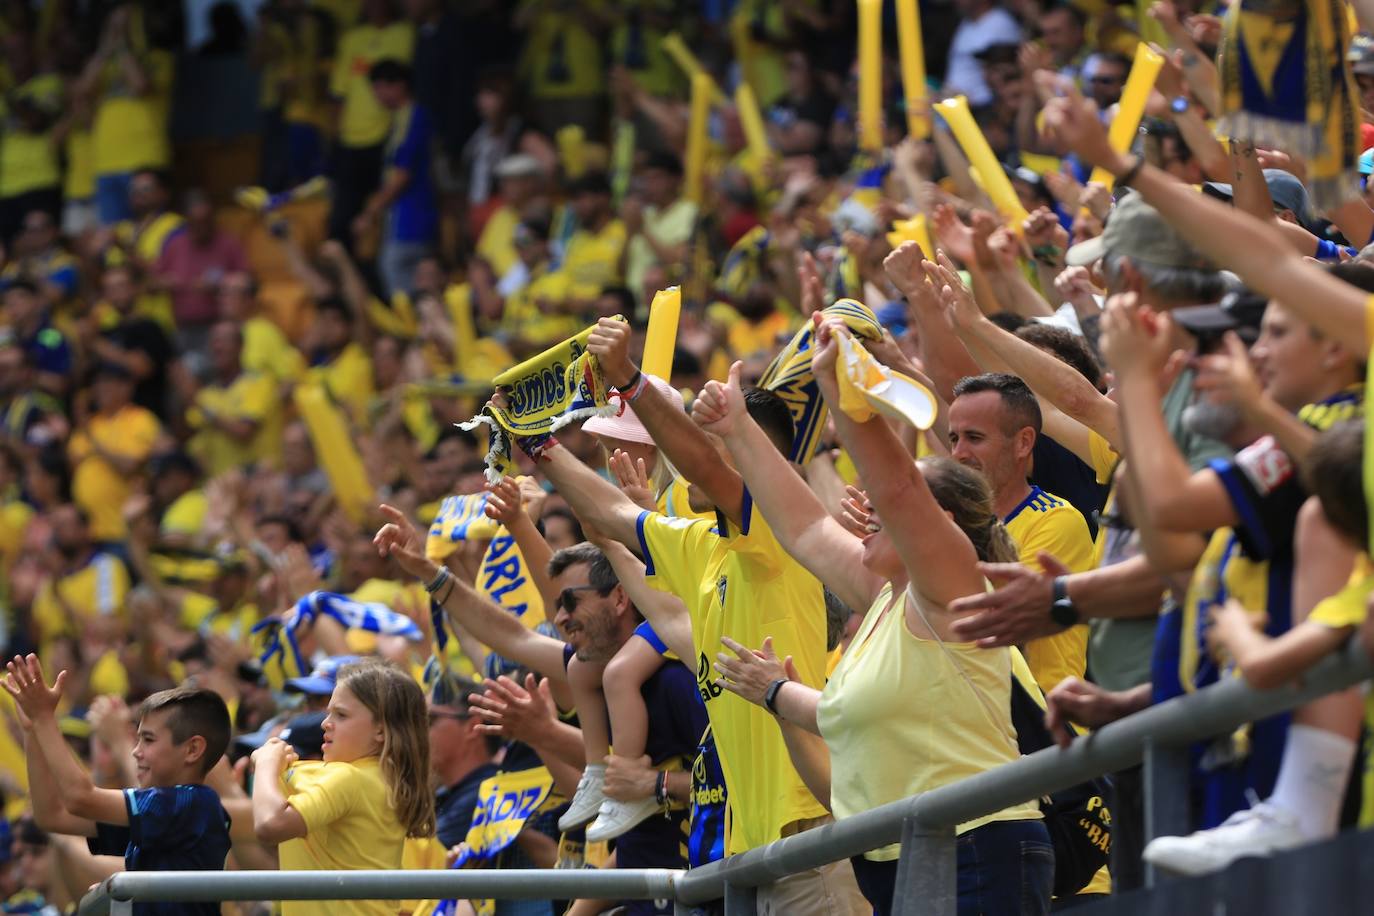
[
  {"xmin": 759, "ymin": 298, "xmax": 885, "ymax": 462},
  {"xmin": 1217, "ymin": 0, "xmax": 1360, "ymax": 208},
  {"xmin": 459, "ymin": 319, "xmax": 624, "ymax": 481},
  {"xmin": 252, "ymin": 591, "xmax": 424, "ymax": 688}
]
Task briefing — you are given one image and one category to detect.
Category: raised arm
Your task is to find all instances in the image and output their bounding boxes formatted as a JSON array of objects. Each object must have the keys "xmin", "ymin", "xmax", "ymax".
[
  {"xmin": 586, "ymin": 318, "xmax": 748, "ymax": 523},
  {"xmin": 811, "ymin": 319, "xmax": 986, "ymax": 610},
  {"xmin": 374, "ymin": 505, "xmax": 570, "ymax": 682},
  {"xmin": 1100, "ymin": 298, "xmax": 1238, "ymax": 533},
  {"xmin": 693, "ymin": 361, "xmax": 883, "ymax": 613},
  {"xmin": 5, "ymin": 657, "xmax": 124, "ymax": 829},
  {"xmin": 539, "ymin": 444, "xmax": 647, "ymax": 550},
  {"xmin": 931, "ymin": 257, "xmax": 1122, "ymax": 449},
  {"xmin": 484, "ymin": 477, "xmax": 558, "ymax": 619},
  {"xmin": 1043, "ymin": 85, "xmax": 1370, "ymax": 350}
]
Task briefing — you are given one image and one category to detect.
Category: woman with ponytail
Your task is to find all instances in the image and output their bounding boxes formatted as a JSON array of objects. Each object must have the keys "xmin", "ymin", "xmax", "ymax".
[
  {"xmin": 251, "ymin": 659, "xmax": 435, "ymax": 916},
  {"xmin": 697, "ymin": 318, "xmax": 1052, "ymax": 915}
]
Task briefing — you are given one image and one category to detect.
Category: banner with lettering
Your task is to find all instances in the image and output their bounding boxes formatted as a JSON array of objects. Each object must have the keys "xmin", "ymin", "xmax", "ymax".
[{"xmin": 456, "ymin": 765, "xmax": 559, "ymax": 865}]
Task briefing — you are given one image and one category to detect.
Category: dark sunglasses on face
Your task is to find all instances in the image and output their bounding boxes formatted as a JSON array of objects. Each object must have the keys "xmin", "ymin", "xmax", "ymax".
[{"xmin": 558, "ymin": 584, "xmax": 603, "ymax": 613}]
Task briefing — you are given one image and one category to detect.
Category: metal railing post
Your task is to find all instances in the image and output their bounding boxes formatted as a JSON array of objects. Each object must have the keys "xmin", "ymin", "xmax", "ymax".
[
  {"xmin": 1143, "ymin": 737, "xmax": 1192, "ymax": 887},
  {"xmin": 891, "ymin": 817, "xmax": 955, "ymax": 916},
  {"xmin": 723, "ymin": 880, "xmax": 758, "ymax": 915}
]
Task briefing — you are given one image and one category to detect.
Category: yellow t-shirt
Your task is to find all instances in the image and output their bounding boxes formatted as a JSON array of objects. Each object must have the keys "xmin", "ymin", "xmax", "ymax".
[
  {"xmin": 160, "ymin": 489, "xmax": 208, "ymax": 539},
  {"xmin": 625, "ymin": 198, "xmax": 698, "ymax": 296},
  {"xmin": 557, "ymin": 219, "xmax": 627, "ymax": 301},
  {"xmin": 32, "ymin": 552, "xmax": 130, "ymax": 654},
  {"xmin": 0, "ymin": 74, "xmax": 63, "ymax": 197},
  {"xmin": 243, "ymin": 315, "xmax": 305, "ymax": 383},
  {"xmin": 92, "ymin": 50, "xmax": 173, "ymax": 175},
  {"xmin": 517, "ymin": 0, "xmax": 607, "ymax": 99},
  {"xmin": 116, "ymin": 211, "xmax": 186, "ymax": 268},
  {"xmin": 330, "ymin": 23, "xmax": 415, "ymax": 148},
  {"xmin": 68, "ymin": 405, "xmax": 161, "ymax": 541},
  {"xmin": 1308, "ymin": 557, "xmax": 1374, "ymax": 630},
  {"xmin": 1004, "ymin": 486, "xmax": 1096, "ymax": 693},
  {"xmin": 307, "ymin": 342, "xmax": 375, "ymax": 426},
  {"xmin": 637, "ymin": 497, "xmax": 830, "ymax": 854},
  {"xmin": 64, "ymin": 126, "xmax": 95, "ymax": 199},
  {"xmin": 475, "ymin": 204, "xmax": 520, "ymax": 279},
  {"xmin": 819, "ymin": 584, "xmax": 1040, "ymax": 860},
  {"xmin": 281, "ymin": 757, "xmax": 409, "ymax": 916},
  {"xmin": 187, "ymin": 371, "xmax": 282, "ymax": 475}
]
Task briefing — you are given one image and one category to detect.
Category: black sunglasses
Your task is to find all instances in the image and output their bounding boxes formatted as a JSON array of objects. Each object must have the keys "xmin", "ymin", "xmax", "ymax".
[{"xmin": 558, "ymin": 584, "xmax": 605, "ymax": 613}]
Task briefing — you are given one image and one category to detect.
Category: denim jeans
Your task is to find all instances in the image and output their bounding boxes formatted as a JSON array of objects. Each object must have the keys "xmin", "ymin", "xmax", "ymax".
[{"xmin": 851, "ymin": 819, "xmax": 1054, "ymax": 915}]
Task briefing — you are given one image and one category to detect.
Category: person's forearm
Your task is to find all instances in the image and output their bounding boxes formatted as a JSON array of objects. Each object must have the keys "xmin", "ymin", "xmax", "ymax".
[
  {"xmin": 438, "ymin": 575, "xmax": 567, "ymax": 682},
  {"xmin": 25, "ymin": 730, "xmax": 95, "ymax": 836},
  {"xmin": 1118, "ymin": 161, "xmax": 1367, "ymax": 348},
  {"xmin": 908, "ymin": 299, "xmax": 983, "ymax": 401},
  {"xmin": 614, "ymin": 381, "xmax": 746, "ymax": 523},
  {"xmin": 505, "ymin": 511, "xmax": 556, "ymax": 614},
  {"xmin": 1115, "ymin": 374, "xmax": 1195, "ymax": 529},
  {"xmin": 363, "ymin": 169, "xmax": 410, "ymax": 222},
  {"xmin": 1174, "ymin": 46, "xmax": 1221, "ymax": 116},
  {"xmin": 527, "ymin": 718, "xmax": 588, "ymax": 775},
  {"xmin": 542, "ymin": 446, "xmax": 642, "ymax": 548},
  {"xmin": 771, "ymin": 680, "xmax": 822, "ymax": 734},
  {"xmin": 1066, "ymin": 555, "xmax": 1166, "ymax": 620},
  {"xmin": 598, "ymin": 540, "xmax": 694, "ymax": 662},
  {"xmin": 969, "ymin": 315, "xmax": 1120, "ymax": 442},
  {"xmin": 995, "ymin": 265, "xmax": 1056, "ymax": 319},
  {"xmin": 722, "ymin": 416, "xmax": 830, "ymax": 562},
  {"xmin": 1241, "ymin": 393, "xmax": 1318, "ymax": 463},
  {"xmin": 250, "ymin": 769, "xmax": 292, "ymax": 843},
  {"xmin": 1229, "ymin": 140, "xmax": 1271, "ymax": 224},
  {"xmin": 804, "ymin": 451, "xmax": 848, "ymax": 519},
  {"xmin": 779, "ymin": 722, "xmax": 831, "ymax": 809},
  {"xmin": 1175, "ymin": 110, "xmax": 1228, "ymax": 181}
]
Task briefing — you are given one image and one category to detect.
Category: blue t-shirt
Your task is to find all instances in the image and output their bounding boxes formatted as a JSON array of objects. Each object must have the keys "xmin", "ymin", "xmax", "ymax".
[
  {"xmin": 435, "ymin": 762, "xmax": 499, "ymax": 849},
  {"xmin": 88, "ymin": 785, "xmax": 231, "ymax": 916},
  {"xmin": 386, "ymin": 103, "xmax": 439, "ymax": 244}
]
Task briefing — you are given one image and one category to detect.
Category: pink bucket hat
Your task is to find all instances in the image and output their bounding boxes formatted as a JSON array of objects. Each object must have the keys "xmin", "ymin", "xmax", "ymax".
[{"xmin": 582, "ymin": 374, "xmax": 684, "ymax": 445}]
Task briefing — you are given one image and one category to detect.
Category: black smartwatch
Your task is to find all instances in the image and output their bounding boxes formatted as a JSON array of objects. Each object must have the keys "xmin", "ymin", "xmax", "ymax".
[
  {"xmin": 763, "ymin": 678, "xmax": 790, "ymax": 715},
  {"xmin": 1050, "ymin": 575, "xmax": 1080, "ymax": 628}
]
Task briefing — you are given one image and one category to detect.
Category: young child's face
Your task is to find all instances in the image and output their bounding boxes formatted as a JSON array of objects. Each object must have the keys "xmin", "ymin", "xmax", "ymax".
[
  {"xmin": 322, "ymin": 684, "xmax": 383, "ymax": 763},
  {"xmin": 132, "ymin": 711, "xmax": 192, "ymax": 788}
]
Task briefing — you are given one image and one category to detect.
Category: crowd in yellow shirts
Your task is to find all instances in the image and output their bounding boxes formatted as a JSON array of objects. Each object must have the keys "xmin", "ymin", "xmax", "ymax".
[{"xmin": 3, "ymin": 0, "xmax": 1374, "ymax": 914}]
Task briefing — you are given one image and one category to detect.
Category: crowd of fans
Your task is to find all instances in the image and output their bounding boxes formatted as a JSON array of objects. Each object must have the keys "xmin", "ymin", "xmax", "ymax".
[{"xmin": 2, "ymin": 0, "xmax": 1374, "ymax": 914}]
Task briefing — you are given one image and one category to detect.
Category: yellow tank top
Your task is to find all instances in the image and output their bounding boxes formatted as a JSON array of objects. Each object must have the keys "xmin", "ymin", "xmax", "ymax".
[{"xmin": 817, "ymin": 583, "xmax": 1041, "ymax": 861}]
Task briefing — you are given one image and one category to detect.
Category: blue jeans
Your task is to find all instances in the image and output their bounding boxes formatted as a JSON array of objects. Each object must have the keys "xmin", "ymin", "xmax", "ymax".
[
  {"xmin": 851, "ymin": 819, "xmax": 1054, "ymax": 915},
  {"xmin": 95, "ymin": 172, "xmax": 134, "ymax": 225}
]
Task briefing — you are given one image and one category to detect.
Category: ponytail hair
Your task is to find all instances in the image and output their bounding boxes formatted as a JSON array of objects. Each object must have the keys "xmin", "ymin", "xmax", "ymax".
[
  {"xmin": 917, "ymin": 457, "xmax": 1021, "ymax": 564},
  {"xmin": 336, "ymin": 660, "xmax": 436, "ymax": 838}
]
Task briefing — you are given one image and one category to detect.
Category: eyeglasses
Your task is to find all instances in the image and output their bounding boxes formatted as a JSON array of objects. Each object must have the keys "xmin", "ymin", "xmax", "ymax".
[
  {"xmin": 427, "ymin": 710, "xmax": 470, "ymax": 726},
  {"xmin": 558, "ymin": 584, "xmax": 603, "ymax": 613},
  {"xmin": 1088, "ymin": 75, "xmax": 1124, "ymax": 85}
]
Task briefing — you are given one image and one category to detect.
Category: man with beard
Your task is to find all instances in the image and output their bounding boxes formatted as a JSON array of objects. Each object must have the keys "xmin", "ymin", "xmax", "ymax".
[{"xmin": 372, "ymin": 516, "xmax": 706, "ymax": 916}]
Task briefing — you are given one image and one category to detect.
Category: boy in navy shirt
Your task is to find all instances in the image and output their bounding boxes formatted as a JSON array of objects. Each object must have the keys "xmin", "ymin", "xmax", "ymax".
[{"xmin": 5, "ymin": 654, "xmax": 232, "ymax": 916}]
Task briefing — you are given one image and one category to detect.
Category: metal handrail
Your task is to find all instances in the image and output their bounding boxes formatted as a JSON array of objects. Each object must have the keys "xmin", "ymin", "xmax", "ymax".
[{"xmin": 78, "ymin": 638, "xmax": 1374, "ymax": 914}]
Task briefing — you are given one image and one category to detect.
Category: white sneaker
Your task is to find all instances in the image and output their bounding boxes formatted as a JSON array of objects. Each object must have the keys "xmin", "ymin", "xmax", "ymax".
[
  {"xmin": 558, "ymin": 764, "xmax": 607, "ymax": 832},
  {"xmin": 585, "ymin": 796, "xmax": 661, "ymax": 842},
  {"xmin": 1142, "ymin": 802, "xmax": 1306, "ymax": 876}
]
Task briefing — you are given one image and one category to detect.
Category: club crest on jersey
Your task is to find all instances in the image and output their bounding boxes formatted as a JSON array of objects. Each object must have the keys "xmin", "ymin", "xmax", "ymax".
[{"xmin": 716, "ymin": 574, "xmax": 728, "ymax": 606}]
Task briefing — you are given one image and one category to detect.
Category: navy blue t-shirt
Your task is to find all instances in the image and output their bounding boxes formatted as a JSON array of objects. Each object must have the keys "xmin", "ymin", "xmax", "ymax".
[
  {"xmin": 88, "ymin": 785, "xmax": 231, "ymax": 916},
  {"xmin": 561, "ymin": 644, "xmax": 707, "ymax": 915},
  {"xmin": 386, "ymin": 103, "xmax": 439, "ymax": 244},
  {"xmin": 435, "ymin": 762, "xmax": 499, "ymax": 849},
  {"xmin": 1031, "ymin": 435, "xmax": 1110, "ymax": 539}
]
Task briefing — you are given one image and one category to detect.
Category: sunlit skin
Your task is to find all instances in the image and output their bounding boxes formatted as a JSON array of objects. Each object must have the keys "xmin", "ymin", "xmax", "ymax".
[
  {"xmin": 947, "ymin": 391, "xmax": 1034, "ymax": 517},
  {"xmin": 131, "ymin": 709, "xmax": 205, "ymax": 789},
  {"xmin": 1251, "ymin": 302, "xmax": 1348, "ymax": 413},
  {"xmin": 321, "ymin": 683, "xmax": 384, "ymax": 763}
]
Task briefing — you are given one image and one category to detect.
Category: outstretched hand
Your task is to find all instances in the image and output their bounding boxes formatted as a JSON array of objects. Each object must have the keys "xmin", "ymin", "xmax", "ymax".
[
  {"xmin": 374, "ymin": 504, "xmax": 439, "ymax": 582},
  {"xmin": 3, "ymin": 655, "xmax": 66, "ymax": 724},
  {"xmin": 713, "ymin": 636, "xmax": 794, "ymax": 708},
  {"xmin": 692, "ymin": 361, "xmax": 749, "ymax": 439},
  {"xmin": 609, "ymin": 449, "xmax": 657, "ymax": 512},
  {"xmin": 467, "ymin": 673, "xmax": 558, "ymax": 746},
  {"xmin": 484, "ymin": 477, "xmax": 528, "ymax": 527}
]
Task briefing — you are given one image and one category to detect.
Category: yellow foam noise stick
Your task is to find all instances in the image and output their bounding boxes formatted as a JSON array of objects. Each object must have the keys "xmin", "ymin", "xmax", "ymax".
[
  {"xmin": 685, "ymin": 72, "xmax": 712, "ymax": 204},
  {"xmin": 642, "ymin": 286, "xmax": 682, "ymax": 380},
  {"xmin": 1087, "ymin": 43, "xmax": 1165, "ymax": 191},
  {"xmin": 735, "ymin": 82, "xmax": 772, "ymax": 165},
  {"xmin": 662, "ymin": 33, "xmax": 728, "ymax": 106},
  {"xmin": 895, "ymin": 0, "xmax": 930, "ymax": 139},
  {"xmin": 886, "ymin": 214, "xmax": 935, "ymax": 260},
  {"xmin": 936, "ymin": 96, "xmax": 1030, "ymax": 228},
  {"xmin": 857, "ymin": 0, "xmax": 883, "ymax": 152},
  {"xmin": 556, "ymin": 125, "xmax": 586, "ymax": 180},
  {"xmin": 293, "ymin": 382, "xmax": 375, "ymax": 525}
]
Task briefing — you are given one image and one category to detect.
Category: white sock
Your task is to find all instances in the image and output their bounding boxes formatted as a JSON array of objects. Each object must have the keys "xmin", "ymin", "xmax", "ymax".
[{"xmin": 1267, "ymin": 723, "xmax": 1356, "ymax": 839}]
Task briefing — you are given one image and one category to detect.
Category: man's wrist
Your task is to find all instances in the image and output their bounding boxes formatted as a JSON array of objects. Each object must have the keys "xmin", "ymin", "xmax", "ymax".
[{"xmin": 610, "ymin": 363, "xmax": 640, "ymax": 390}]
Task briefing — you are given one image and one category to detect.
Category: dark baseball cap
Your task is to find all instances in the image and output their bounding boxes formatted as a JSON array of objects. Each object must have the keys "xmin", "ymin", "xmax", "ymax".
[{"xmin": 1171, "ymin": 288, "xmax": 1267, "ymax": 343}]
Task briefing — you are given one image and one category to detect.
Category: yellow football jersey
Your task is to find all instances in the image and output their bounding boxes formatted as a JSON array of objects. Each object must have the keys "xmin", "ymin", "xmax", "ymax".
[{"xmin": 636, "ymin": 495, "xmax": 830, "ymax": 853}]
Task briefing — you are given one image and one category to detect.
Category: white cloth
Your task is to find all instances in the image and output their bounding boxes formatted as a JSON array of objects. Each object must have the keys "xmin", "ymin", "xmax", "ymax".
[{"xmin": 944, "ymin": 7, "xmax": 1023, "ymax": 107}]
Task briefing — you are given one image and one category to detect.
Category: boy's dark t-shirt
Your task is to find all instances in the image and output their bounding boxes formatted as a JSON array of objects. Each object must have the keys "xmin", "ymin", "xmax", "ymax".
[{"xmin": 88, "ymin": 784, "xmax": 231, "ymax": 916}]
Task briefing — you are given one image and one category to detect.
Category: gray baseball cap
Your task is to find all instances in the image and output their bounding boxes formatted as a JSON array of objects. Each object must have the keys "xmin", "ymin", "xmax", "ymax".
[{"xmin": 1065, "ymin": 192, "xmax": 1215, "ymax": 271}]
